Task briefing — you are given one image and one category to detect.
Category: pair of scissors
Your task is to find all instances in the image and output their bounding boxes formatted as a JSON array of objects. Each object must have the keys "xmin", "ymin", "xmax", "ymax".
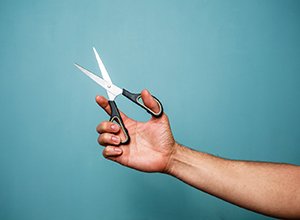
[{"xmin": 75, "ymin": 48, "xmax": 163, "ymax": 144}]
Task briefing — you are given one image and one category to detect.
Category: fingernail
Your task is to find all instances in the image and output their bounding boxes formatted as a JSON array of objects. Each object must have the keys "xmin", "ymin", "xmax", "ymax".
[
  {"xmin": 111, "ymin": 124, "xmax": 118, "ymax": 131},
  {"xmin": 112, "ymin": 136, "xmax": 119, "ymax": 143},
  {"xmin": 114, "ymin": 147, "xmax": 122, "ymax": 153}
]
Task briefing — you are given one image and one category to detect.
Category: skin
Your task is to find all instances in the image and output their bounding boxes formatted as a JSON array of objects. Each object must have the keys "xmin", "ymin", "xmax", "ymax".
[{"xmin": 96, "ymin": 89, "xmax": 300, "ymax": 219}]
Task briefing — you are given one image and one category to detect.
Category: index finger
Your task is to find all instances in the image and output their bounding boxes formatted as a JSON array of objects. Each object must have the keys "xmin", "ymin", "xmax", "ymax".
[
  {"xmin": 95, "ymin": 95, "xmax": 128, "ymax": 120},
  {"xmin": 95, "ymin": 95, "xmax": 111, "ymax": 115}
]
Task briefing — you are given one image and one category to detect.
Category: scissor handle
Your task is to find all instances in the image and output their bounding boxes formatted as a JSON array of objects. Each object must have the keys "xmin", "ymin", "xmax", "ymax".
[
  {"xmin": 108, "ymin": 101, "xmax": 130, "ymax": 145},
  {"xmin": 122, "ymin": 89, "xmax": 163, "ymax": 117}
]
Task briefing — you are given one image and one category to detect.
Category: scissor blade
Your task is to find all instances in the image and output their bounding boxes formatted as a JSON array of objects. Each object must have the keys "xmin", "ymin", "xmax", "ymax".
[
  {"xmin": 74, "ymin": 63, "xmax": 122, "ymax": 100},
  {"xmin": 93, "ymin": 47, "xmax": 113, "ymax": 85},
  {"xmin": 74, "ymin": 63, "xmax": 108, "ymax": 88}
]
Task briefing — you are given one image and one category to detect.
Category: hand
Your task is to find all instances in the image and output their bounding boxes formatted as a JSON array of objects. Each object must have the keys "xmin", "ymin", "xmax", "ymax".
[{"xmin": 96, "ymin": 89, "xmax": 177, "ymax": 173}]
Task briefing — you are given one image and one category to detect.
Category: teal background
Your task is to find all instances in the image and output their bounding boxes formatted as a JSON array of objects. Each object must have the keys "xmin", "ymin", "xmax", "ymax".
[{"xmin": 1, "ymin": 0, "xmax": 299, "ymax": 219}]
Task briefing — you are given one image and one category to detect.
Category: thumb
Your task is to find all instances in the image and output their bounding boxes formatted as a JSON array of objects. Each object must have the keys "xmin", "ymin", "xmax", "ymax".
[{"xmin": 141, "ymin": 89, "xmax": 161, "ymax": 115}]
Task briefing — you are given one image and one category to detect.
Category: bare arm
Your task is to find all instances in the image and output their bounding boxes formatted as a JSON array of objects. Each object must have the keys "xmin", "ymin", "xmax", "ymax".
[
  {"xmin": 167, "ymin": 144, "xmax": 300, "ymax": 219},
  {"xmin": 96, "ymin": 89, "xmax": 300, "ymax": 219}
]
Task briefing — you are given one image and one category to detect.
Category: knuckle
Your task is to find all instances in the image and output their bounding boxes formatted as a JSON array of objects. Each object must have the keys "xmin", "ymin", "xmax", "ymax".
[
  {"xmin": 97, "ymin": 135, "xmax": 103, "ymax": 145},
  {"xmin": 98, "ymin": 134, "xmax": 106, "ymax": 145},
  {"xmin": 100, "ymin": 121, "xmax": 106, "ymax": 130},
  {"xmin": 98, "ymin": 133, "xmax": 112, "ymax": 145},
  {"xmin": 96, "ymin": 121, "xmax": 108, "ymax": 133},
  {"xmin": 102, "ymin": 148, "xmax": 108, "ymax": 158},
  {"xmin": 96, "ymin": 124, "xmax": 101, "ymax": 133}
]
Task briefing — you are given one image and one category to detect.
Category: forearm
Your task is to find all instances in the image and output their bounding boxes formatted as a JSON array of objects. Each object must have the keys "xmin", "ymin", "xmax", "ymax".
[{"xmin": 166, "ymin": 144, "xmax": 300, "ymax": 219}]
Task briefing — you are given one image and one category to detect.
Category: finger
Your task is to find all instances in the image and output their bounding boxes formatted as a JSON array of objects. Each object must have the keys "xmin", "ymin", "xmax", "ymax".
[
  {"xmin": 95, "ymin": 95, "xmax": 128, "ymax": 120},
  {"xmin": 96, "ymin": 121, "xmax": 120, "ymax": 134},
  {"xmin": 102, "ymin": 146, "xmax": 123, "ymax": 158},
  {"xmin": 95, "ymin": 95, "xmax": 111, "ymax": 115},
  {"xmin": 98, "ymin": 133, "xmax": 121, "ymax": 146},
  {"xmin": 141, "ymin": 89, "xmax": 160, "ymax": 114}
]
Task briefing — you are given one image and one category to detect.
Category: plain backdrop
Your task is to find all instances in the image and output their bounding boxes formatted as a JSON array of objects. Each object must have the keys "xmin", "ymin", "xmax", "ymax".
[{"xmin": 1, "ymin": 0, "xmax": 299, "ymax": 219}]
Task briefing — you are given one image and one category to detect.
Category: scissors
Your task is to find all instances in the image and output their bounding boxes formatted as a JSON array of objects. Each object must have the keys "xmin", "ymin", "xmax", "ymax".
[{"xmin": 74, "ymin": 47, "xmax": 163, "ymax": 144}]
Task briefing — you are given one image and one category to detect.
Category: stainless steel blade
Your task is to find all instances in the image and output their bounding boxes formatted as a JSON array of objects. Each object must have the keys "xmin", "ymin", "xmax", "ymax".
[
  {"xmin": 93, "ymin": 47, "xmax": 112, "ymax": 85},
  {"xmin": 74, "ymin": 63, "xmax": 122, "ymax": 100}
]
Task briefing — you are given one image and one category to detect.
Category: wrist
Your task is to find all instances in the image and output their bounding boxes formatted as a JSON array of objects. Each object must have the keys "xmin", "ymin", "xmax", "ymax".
[{"xmin": 163, "ymin": 142, "xmax": 184, "ymax": 175}]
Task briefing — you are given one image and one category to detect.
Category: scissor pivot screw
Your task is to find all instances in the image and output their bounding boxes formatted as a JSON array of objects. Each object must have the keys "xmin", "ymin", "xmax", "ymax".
[{"xmin": 107, "ymin": 85, "xmax": 111, "ymax": 88}]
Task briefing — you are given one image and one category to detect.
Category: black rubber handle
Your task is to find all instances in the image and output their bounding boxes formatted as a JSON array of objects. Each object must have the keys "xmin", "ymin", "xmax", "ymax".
[
  {"xmin": 122, "ymin": 89, "xmax": 163, "ymax": 117},
  {"xmin": 108, "ymin": 100, "xmax": 130, "ymax": 145}
]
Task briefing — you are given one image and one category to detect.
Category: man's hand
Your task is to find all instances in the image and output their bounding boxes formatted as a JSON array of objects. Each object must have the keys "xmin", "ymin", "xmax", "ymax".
[
  {"xmin": 96, "ymin": 89, "xmax": 177, "ymax": 173},
  {"xmin": 95, "ymin": 89, "xmax": 300, "ymax": 219}
]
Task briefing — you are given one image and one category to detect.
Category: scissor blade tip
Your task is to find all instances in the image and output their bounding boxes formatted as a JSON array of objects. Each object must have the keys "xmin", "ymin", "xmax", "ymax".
[{"xmin": 74, "ymin": 63, "xmax": 84, "ymax": 70}]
